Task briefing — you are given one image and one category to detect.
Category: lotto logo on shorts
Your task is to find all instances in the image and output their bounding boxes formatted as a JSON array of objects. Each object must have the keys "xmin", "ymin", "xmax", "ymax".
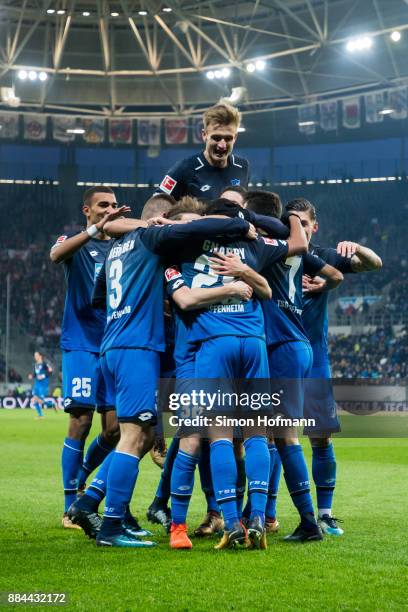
[
  {"xmin": 160, "ymin": 175, "xmax": 177, "ymax": 194},
  {"xmin": 262, "ymin": 237, "xmax": 278, "ymax": 246},
  {"xmin": 165, "ymin": 267, "xmax": 181, "ymax": 281}
]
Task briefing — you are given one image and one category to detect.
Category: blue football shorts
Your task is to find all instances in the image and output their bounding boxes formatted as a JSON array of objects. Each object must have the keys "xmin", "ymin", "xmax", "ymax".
[
  {"xmin": 267, "ymin": 340, "xmax": 313, "ymax": 420},
  {"xmin": 100, "ymin": 348, "xmax": 160, "ymax": 425},
  {"xmin": 62, "ymin": 349, "xmax": 114, "ymax": 413}
]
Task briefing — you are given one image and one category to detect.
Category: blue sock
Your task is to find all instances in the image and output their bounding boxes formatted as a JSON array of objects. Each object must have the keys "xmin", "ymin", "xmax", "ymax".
[
  {"xmin": 103, "ymin": 451, "xmax": 140, "ymax": 520},
  {"xmin": 244, "ymin": 436, "xmax": 269, "ymax": 524},
  {"xmin": 210, "ymin": 440, "xmax": 238, "ymax": 530},
  {"xmin": 155, "ymin": 437, "xmax": 179, "ymax": 504},
  {"xmin": 266, "ymin": 444, "xmax": 282, "ymax": 520},
  {"xmin": 34, "ymin": 402, "xmax": 43, "ymax": 417},
  {"xmin": 236, "ymin": 457, "xmax": 246, "ymax": 519},
  {"xmin": 62, "ymin": 438, "xmax": 84, "ymax": 512},
  {"xmin": 85, "ymin": 451, "xmax": 115, "ymax": 503},
  {"xmin": 170, "ymin": 450, "xmax": 199, "ymax": 524},
  {"xmin": 279, "ymin": 444, "xmax": 314, "ymax": 519},
  {"xmin": 78, "ymin": 434, "xmax": 115, "ymax": 489},
  {"xmin": 312, "ymin": 443, "xmax": 336, "ymax": 515},
  {"xmin": 199, "ymin": 440, "xmax": 220, "ymax": 514}
]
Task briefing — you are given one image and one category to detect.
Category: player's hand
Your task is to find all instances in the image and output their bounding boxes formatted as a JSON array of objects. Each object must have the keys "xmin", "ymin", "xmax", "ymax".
[
  {"xmin": 246, "ymin": 222, "xmax": 257, "ymax": 240},
  {"xmin": 302, "ymin": 274, "xmax": 326, "ymax": 293},
  {"xmin": 147, "ymin": 216, "xmax": 175, "ymax": 226},
  {"xmin": 337, "ymin": 241, "xmax": 358, "ymax": 258},
  {"xmin": 209, "ymin": 252, "xmax": 247, "ymax": 277},
  {"xmin": 230, "ymin": 280, "xmax": 253, "ymax": 301},
  {"xmin": 96, "ymin": 205, "xmax": 132, "ymax": 231}
]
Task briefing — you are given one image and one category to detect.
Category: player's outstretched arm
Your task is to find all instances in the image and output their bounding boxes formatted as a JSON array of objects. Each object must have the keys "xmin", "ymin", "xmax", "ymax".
[
  {"xmin": 246, "ymin": 211, "xmax": 290, "ymax": 240},
  {"xmin": 171, "ymin": 282, "xmax": 253, "ymax": 311},
  {"xmin": 103, "ymin": 218, "xmax": 148, "ymax": 237},
  {"xmin": 50, "ymin": 205, "xmax": 130, "ymax": 263},
  {"xmin": 209, "ymin": 252, "xmax": 272, "ymax": 299},
  {"xmin": 336, "ymin": 242, "xmax": 382, "ymax": 272},
  {"xmin": 318, "ymin": 263, "xmax": 344, "ymax": 290},
  {"xmin": 285, "ymin": 214, "xmax": 308, "ymax": 256}
]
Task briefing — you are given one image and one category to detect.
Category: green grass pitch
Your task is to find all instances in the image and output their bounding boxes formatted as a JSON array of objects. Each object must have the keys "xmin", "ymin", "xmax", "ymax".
[{"xmin": 1, "ymin": 409, "xmax": 407, "ymax": 611}]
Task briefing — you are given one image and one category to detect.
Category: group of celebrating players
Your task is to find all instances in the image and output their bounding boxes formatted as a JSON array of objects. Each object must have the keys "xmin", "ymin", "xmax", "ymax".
[{"xmin": 51, "ymin": 102, "xmax": 382, "ymax": 549}]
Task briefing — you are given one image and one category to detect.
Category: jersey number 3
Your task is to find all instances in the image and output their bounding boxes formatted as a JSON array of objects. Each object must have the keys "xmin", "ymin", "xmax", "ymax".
[{"xmin": 109, "ymin": 260, "xmax": 123, "ymax": 309}]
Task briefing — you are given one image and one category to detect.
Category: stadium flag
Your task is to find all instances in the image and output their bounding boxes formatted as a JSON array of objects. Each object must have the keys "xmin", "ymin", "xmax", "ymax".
[
  {"xmin": 342, "ymin": 96, "xmax": 361, "ymax": 129},
  {"xmin": 298, "ymin": 103, "xmax": 317, "ymax": 134},
  {"xmin": 23, "ymin": 114, "xmax": 47, "ymax": 140},
  {"xmin": 81, "ymin": 118, "xmax": 105, "ymax": 144},
  {"xmin": 137, "ymin": 119, "xmax": 161, "ymax": 145},
  {"xmin": 319, "ymin": 101, "xmax": 338, "ymax": 131},
  {"xmin": 192, "ymin": 116, "xmax": 204, "ymax": 143},
  {"xmin": 109, "ymin": 118, "xmax": 133, "ymax": 144},
  {"xmin": 389, "ymin": 87, "xmax": 408, "ymax": 120},
  {"xmin": 364, "ymin": 91, "xmax": 384, "ymax": 123},
  {"xmin": 0, "ymin": 113, "xmax": 19, "ymax": 138},
  {"xmin": 52, "ymin": 116, "xmax": 75, "ymax": 141},
  {"xmin": 165, "ymin": 118, "xmax": 188, "ymax": 144}
]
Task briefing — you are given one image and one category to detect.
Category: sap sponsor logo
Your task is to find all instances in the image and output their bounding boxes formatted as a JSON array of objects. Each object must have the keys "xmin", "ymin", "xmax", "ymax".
[
  {"xmin": 262, "ymin": 237, "xmax": 278, "ymax": 246},
  {"xmin": 230, "ymin": 178, "xmax": 241, "ymax": 186},
  {"xmin": 108, "ymin": 239, "xmax": 135, "ymax": 260},
  {"xmin": 200, "ymin": 184, "xmax": 211, "ymax": 192},
  {"xmin": 160, "ymin": 175, "xmax": 177, "ymax": 194},
  {"xmin": 165, "ymin": 266, "xmax": 181, "ymax": 282}
]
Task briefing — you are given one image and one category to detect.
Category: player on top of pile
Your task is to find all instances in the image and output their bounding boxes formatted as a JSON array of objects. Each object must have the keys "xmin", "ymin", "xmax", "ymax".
[{"xmin": 157, "ymin": 104, "xmax": 249, "ymax": 201}]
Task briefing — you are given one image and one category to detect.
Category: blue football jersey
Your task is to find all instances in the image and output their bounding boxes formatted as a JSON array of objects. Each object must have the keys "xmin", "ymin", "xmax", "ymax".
[
  {"xmin": 97, "ymin": 218, "xmax": 251, "ymax": 354},
  {"xmin": 171, "ymin": 235, "xmax": 288, "ymax": 343},
  {"xmin": 53, "ymin": 233, "xmax": 111, "ymax": 352},
  {"xmin": 157, "ymin": 152, "xmax": 249, "ymax": 200},
  {"xmin": 302, "ymin": 244, "xmax": 354, "ymax": 358},
  {"xmin": 262, "ymin": 251, "xmax": 325, "ymax": 347},
  {"xmin": 164, "ymin": 265, "xmax": 197, "ymax": 368},
  {"xmin": 34, "ymin": 361, "xmax": 51, "ymax": 382}
]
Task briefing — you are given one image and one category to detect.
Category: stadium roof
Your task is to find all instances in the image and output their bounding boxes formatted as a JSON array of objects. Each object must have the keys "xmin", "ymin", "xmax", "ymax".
[{"xmin": 1, "ymin": 0, "xmax": 408, "ymax": 117}]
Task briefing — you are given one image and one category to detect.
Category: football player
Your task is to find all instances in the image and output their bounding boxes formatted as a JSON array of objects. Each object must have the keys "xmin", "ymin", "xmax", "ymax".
[{"xmin": 157, "ymin": 104, "xmax": 249, "ymax": 201}]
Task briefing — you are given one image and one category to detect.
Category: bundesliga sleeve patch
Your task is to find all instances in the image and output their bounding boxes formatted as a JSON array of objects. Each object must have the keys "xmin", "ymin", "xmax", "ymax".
[
  {"xmin": 160, "ymin": 175, "xmax": 177, "ymax": 194},
  {"xmin": 165, "ymin": 266, "xmax": 182, "ymax": 282},
  {"xmin": 262, "ymin": 237, "xmax": 278, "ymax": 246},
  {"xmin": 52, "ymin": 235, "xmax": 68, "ymax": 249}
]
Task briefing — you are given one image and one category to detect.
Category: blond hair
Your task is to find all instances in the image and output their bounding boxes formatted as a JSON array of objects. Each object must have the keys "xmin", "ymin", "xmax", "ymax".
[
  {"xmin": 166, "ymin": 196, "xmax": 205, "ymax": 220},
  {"xmin": 203, "ymin": 103, "xmax": 241, "ymax": 130}
]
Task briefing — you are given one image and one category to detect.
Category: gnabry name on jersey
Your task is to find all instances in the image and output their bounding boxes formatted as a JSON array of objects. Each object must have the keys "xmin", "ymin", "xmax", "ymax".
[
  {"xmin": 108, "ymin": 239, "xmax": 135, "ymax": 260},
  {"xmin": 202, "ymin": 240, "xmax": 245, "ymax": 260}
]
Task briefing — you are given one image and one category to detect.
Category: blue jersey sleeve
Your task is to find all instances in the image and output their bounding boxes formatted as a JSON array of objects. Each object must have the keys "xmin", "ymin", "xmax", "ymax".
[
  {"xmin": 157, "ymin": 158, "xmax": 189, "ymax": 200},
  {"xmin": 140, "ymin": 217, "xmax": 250, "ymax": 254},
  {"xmin": 258, "ymin": 236, "xmax": 289, "ymax": 270},
  {"xmin": 165, "ymin": 265, "xmax": 187, "ymax": 297},
  {"xmin": 92, "ymin": 260, "xmax": 107, "ymax": 310},
  {"xmin": 303, "ymin": 252, "xmax": 325, "ymax": 276},
  {"xmin": 246, "ymin": 211, "xmax": 290, "ymax": 239},
  {"xmin": 316, "ymin": 246, "xmax": 354, "ymax": 274}
]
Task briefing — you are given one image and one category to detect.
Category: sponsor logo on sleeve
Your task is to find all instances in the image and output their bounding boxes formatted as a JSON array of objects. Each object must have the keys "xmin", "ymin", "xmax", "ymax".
[
  {"xmin": 165, "ymin": 266, "xmax": 182, "ymax": 282},
  {"xmin": 262, "ymin": 237, "xmax": 278, "ymax": 246},
  {"xmin": 52, "ymin": 235, "xmax": 68, "ymax": 249},
  {"xmin": 160, "ymin": 175, "xmax": 177, "ymax": 194}
]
